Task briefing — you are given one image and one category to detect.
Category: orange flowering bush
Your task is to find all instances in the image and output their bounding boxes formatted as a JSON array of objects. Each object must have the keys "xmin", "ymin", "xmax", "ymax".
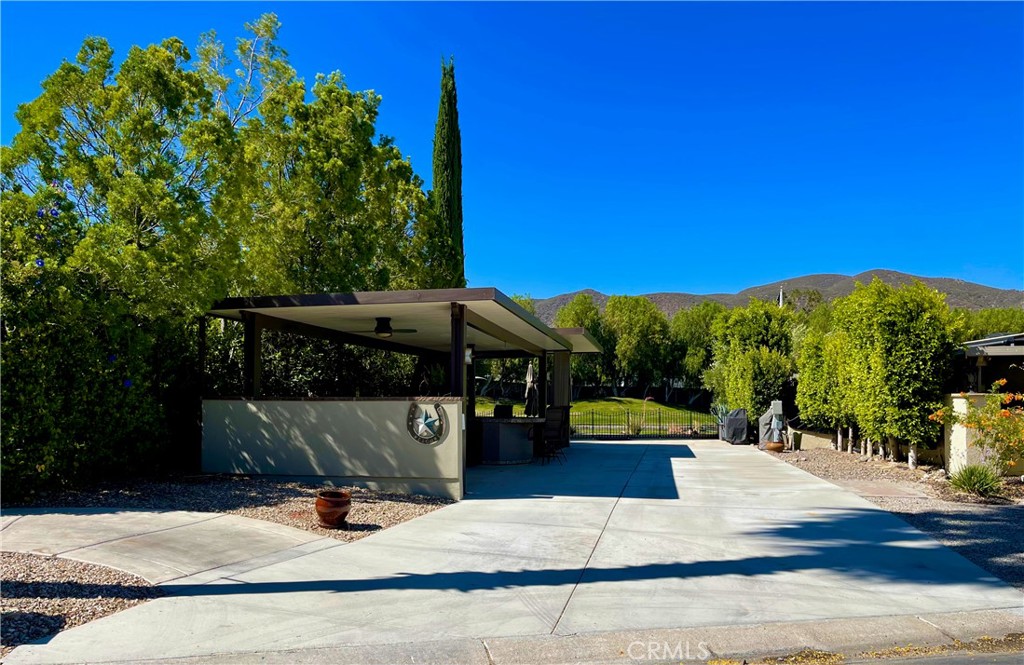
[{"xmin": 935, "ymin": 379, "xmax": 1024, "ymax": 471}]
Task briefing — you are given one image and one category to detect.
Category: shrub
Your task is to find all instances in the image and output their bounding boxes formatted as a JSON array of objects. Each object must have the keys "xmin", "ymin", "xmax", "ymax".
[{"xmin": 949, "ymin": 464, "xmax": 1003, "ymax": 497}]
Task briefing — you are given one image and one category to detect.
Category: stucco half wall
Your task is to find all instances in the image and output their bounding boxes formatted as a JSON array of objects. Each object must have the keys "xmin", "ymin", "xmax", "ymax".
[
  {"xmin": 944, "ymin": 394, "xmax": 1022, "ymax": 477},
  {"xmin": 202, "ymin": 399, "xmax": 464, "ymax": 499}
]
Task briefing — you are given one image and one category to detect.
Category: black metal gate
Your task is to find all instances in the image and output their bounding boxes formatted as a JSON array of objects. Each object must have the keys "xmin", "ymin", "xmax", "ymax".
[{"xmin": 569, "ymin": 410, "xmax": 718, "ymax": 440}]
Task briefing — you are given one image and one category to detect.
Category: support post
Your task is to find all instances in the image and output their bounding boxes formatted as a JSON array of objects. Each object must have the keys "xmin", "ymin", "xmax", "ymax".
[
  {"xmin": 450, "ymin": 303, "xmax": 467, "ymax": 498},
  {"xmin": 466, "ymin": 345, "xmax": 476, "ymax": 417},
  {"xmin": 196, "ymin": 314, "xmax": 209, "ymax": 473},
  {"xmin": 538, "ymin": 352, "xmax": 548, "ymax": 417},
  {"xmin": 242, "ymin": 311, "xmax": 263, "ymax": 399},
  {"xmin": 198, "ymin": 315, "xmax": 208, "ymax": 399},
  {"xmin": 551, "ymin": 351, "xmax": 571, "ymax": 408},
  {"xmin": 449, "ymin": 303, "xmax": 467, "ymax": 398}
]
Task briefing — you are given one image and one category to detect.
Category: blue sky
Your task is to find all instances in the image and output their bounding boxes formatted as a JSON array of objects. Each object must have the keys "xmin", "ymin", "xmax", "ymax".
[{"xmin": 2, "ymin": 2, "xmax": 1022, "ymax": 297}]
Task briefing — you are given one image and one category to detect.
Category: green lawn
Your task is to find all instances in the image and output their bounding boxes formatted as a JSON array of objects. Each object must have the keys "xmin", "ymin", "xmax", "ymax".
[
  {"xmin": 474, "ymin": 396, "xmax": 716, "ymax": 437},
  {"xmin": 474, "ymin": 395, "xmax": 704, "ymax": 418}
]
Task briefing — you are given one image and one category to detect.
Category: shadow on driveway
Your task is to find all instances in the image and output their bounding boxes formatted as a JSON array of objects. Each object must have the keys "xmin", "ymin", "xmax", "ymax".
[{"xmin": 140, "ymin": 508, "xmax": 1010, "ymax": 599}]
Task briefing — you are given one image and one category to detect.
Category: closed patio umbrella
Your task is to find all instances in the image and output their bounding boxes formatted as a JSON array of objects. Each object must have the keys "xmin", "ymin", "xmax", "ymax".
[{"xmin": 524, "ymin": 361, "xmax": 538, "ymax": 417}]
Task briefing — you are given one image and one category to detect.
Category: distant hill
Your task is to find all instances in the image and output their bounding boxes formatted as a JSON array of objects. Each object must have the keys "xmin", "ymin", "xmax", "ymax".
[{"xmin": 534, "ymin": 270, "xmax": 1023, "ymax": 325}]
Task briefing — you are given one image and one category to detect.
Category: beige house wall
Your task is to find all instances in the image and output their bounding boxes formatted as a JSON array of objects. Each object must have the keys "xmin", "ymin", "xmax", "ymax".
[
  {"xmin": 202, "ymin": 399, "xmax": 464, "ymax": 499},
  {"xmin": 944, "ymin": 394, "xmax": 1021, "ymax": 477}
]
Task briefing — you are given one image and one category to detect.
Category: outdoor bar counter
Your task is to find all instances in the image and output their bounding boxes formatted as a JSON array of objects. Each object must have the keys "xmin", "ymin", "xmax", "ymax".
[{"xmin": 477, "ymin": 416, "xmax": 544, "ymax": 465}]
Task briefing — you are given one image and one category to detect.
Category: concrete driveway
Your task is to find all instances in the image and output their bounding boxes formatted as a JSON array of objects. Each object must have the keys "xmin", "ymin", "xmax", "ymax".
[{"xmin": 4, "ymin": 441, "xmax": 1022, "ymax": 664}]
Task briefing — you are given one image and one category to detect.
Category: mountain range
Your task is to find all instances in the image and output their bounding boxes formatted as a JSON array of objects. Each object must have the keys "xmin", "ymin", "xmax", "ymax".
[{"xmin": 532, "ymin": 270, "xmax": 1023, "ymax": 325}]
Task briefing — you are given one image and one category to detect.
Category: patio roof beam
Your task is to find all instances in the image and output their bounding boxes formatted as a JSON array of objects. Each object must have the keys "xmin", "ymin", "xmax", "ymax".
[{"xmin": 472, "ymin": 350, "xmax": 537, "ymax": 360}]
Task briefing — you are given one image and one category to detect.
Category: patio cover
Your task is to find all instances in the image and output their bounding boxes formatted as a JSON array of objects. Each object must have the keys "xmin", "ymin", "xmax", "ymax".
[{"xmin": 207, "ymin": 288, "xmax": 600, "ymax": 358}]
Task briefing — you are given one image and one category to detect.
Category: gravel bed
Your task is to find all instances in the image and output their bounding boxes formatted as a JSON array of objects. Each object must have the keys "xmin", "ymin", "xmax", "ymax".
[
  {"xmin": 769, "ymin": 447, "xmax": 943, "ymax": 483},
  {"xmin": 2, "ymin": 476, "xmax": 454, "ymax": 656},
  {"xmin": 769, "ymin": 447, "xmax": 1024, "ymax": 503},
  {"xmin": 1, "ymin": 552, "xmax": 164, "ymax": 658},
  {"xmin": 870, "ymin": 496, "xmax": 1024, "ymax": 590},
  {"xmin": 768, "ymin": 447, "xmax": 1024, "ymax": 590},
  {"xmin": 8, "ymin": 475, "xmax": 455, "ymax": 543}
]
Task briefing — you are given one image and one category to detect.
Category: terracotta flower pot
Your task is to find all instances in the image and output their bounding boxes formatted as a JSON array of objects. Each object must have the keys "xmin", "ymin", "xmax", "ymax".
[{"xmin": 315, "ymin": 489, "xmax": 352, "ymax": 529}]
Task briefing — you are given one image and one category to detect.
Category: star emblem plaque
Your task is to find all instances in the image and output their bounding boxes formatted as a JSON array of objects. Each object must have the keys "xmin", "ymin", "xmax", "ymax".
[{"xmin": 407, "ymin": 402, "xmax": 449, "ymax": 445}]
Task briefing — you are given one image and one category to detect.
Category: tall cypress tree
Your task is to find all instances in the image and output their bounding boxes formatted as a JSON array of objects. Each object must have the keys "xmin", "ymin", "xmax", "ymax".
[{"xmin": 430, "ymin": 57, "xmax": 466, "ymax": 288}]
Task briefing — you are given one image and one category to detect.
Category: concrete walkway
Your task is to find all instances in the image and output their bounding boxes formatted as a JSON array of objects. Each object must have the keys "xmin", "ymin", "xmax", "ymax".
[
  {"xmin": 1, "ymin": 509, "xmax": 335, "ymax": 584},
  {"xmin": 3, "ymin": 441, "xmax": 1022, "ymax": 664}
]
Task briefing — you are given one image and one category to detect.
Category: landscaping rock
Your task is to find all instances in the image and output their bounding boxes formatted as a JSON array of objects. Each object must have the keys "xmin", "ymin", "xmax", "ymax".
[
  {"xmin": 1, "ymin": 553, "xmax": 164, "ymax": 658},
  {"xmin": 8, "ymin": 476, "xmax": 454, "ymax": 544}
]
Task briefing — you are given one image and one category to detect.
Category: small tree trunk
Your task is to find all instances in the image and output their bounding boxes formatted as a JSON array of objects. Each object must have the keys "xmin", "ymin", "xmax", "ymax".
[
  {"xmin": 836, "ymin": 427, "xmax": 843, "ymax": 452},
  {"xmin": 908, "ymin": 441, "xmax": 918, "ymax": 470},
  {"xmin": 847, "ymin": 426, "xmax": 854, "ymax": 454},
  {"xmin": 866, "ymin": 437, "xmax": 873, "ymax": 460},
  {"xmin": 887, "ymin": 436, "xmax": 898, "ymax": 462}
]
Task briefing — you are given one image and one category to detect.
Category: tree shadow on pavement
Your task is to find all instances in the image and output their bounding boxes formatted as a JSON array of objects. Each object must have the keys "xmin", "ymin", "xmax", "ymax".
[
  {"xmin": 153, "ymin": 508, "xmax": 1016, "ymax": 599},
  {"xmin": 881, "ymin": 503, "xmax": 1024, "ymax": 591},
  {"xmin": 1, "ymin": 611, "xmax": 65, "ymax": 653}
]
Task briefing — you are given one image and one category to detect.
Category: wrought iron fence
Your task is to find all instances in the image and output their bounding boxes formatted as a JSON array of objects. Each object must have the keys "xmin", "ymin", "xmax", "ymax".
[
  {"xmin": 569, "ymin": 409, "xmax": 719, "ymax": 440},
  {"xmin": 473, "ymin": 404, "xmax": 720, "ymax": 440}
]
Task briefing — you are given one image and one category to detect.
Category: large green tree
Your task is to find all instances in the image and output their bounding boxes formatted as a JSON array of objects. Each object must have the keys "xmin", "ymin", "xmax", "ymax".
[
  {"xmin": 722, "ymin": 347, "xmax": 793, "ymax": 419},
  {"xmin": 199, "ymin": 16, "xmax": 426, "ymax": 401},
  {"xmin": 961, "ymin": 307, "xmax": 1024, "ymax": 341},
  {"xmin": 419, "ymin": 57, "xmax": 465, "ymax": 288},
  {"xmin": 603, "ymin": 296, "xmax": 670, "ymax": 395},
  {"xmin": 703, "ymin": 299, "xmax": 795, "ymax": 417},
  {"xmin": 835, "ymin": 279, "xmax": 962, "ymax": 467},
  {"xmin": 3, "ymin": 35, "xmax": 241, "ymax": 317},
  {"xmin": 670, "ymin": 301, "xmax": 727, "ymax": 390},
  {"xmin": 796, "ymin": 327, "xmax": 856, "ymax": 435},
  {"xmin": 1, "ymin": 15, "xmax": 437, "ymax": 500},
  {"xmin": 1, "ymin": 33, "xmax": 238, "ymax": 498},
  {"xmin": 191, "ymin": 15, "xmax": 427, "ymax": 295},
  {"xmin": 553, "ymin": 293, "xmax": 614, "ymax": 394},
  {"xmin": 236, "ymin": 71, "xmax": 424, "ymax": 294}
]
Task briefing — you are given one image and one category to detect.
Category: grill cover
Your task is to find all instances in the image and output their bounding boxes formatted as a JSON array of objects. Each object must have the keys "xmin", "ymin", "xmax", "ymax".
[{"xmin": 720, "ymin": 409, "xmax": 748, "ymax": 444}]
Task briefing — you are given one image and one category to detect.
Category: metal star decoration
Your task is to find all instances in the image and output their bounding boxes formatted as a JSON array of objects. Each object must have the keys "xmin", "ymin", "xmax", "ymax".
[{"xmin": 413, "ymin": 407, "xmax": 439, "ymax": 438}]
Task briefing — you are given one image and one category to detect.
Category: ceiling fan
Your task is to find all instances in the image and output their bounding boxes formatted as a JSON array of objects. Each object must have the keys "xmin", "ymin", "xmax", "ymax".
[{"xmin": 353, "ymin": 317, "xmax": 417, "ymax": 338}]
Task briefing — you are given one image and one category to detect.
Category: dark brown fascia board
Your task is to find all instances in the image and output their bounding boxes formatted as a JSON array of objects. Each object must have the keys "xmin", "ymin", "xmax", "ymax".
[
  {"xmin": 210, "ymin": 288, "xmax": 502, "ymax": 314},
  {"xmin": 249, "ymin": 310, "xmax": 447, "ymax": 358},
  {"xmin": 553, "ymin": 327, "xmax": 604, "ymax": 354}
]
